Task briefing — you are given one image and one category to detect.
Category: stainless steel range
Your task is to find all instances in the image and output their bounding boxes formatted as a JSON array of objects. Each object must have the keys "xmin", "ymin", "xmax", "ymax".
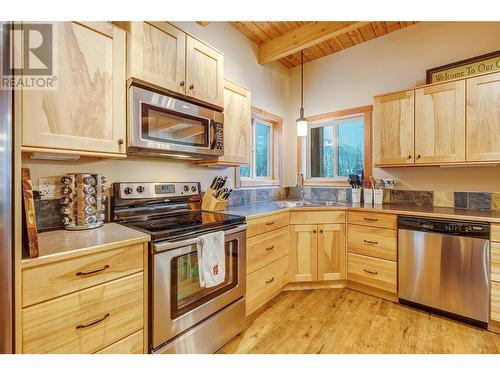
[{"xmin": 112, "ymin": 182, "xmax": 246, "ymax": 354}]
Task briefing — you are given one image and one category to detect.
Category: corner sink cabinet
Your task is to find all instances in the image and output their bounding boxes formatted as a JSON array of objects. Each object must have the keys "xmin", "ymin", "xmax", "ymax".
[{"xmin": 374, "ymin": 70, "xmax": 500, "ymax": 167}]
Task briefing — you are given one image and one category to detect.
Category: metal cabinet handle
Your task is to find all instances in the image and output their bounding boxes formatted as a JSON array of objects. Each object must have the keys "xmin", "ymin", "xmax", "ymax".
[
  {"xmin": 180, "ymin": 81, "xmax": 185, "ymax": 87},
  {"xmin": 363, "ymin": 240, "xmax": 378, "ymax": 245},
  {"xmin": 363, "ymin": 269, "xmax": 378, "ymax": 275},
  {"xmin": 417, "ymin": 154, "xmax": 421, "ymax": 159},
  {"xmin": 320, "ymin": 229, "xmax": 323, "ymax": 233},
  {"xmin": 189, "ymin": 84, "xmax": 194, "ymax": 90},
  {"xmin": 76, "ymin": 313, "xmax": 110, "ymax": 329},
  {"xmin": 265, "ymin": 245, "xmax": 275, "ymax": 251},
  {"xmin": 408, "ymin": 155, "xmax": 412, "ymax": 159},
  {"xmin": 265, "ymin": 221, "xmax": 275, "ymax": 226},
  {"xmin": 313, "ymin": 230, "xmax": 317, "ymax": 233},
  {"xmin": 265, "ymin": 277, "xmax": 275, "ymax": 284},
  {"xmin": 363, "ymin": 217, "xmax": 378, "ymax": 222},
  {"xmin": 75, "ymin": 264, "xmax": 110, "ymax": 276},
  {"xmin": 118, "ymin": 139, "xmax": 124, "ymax": 145}
]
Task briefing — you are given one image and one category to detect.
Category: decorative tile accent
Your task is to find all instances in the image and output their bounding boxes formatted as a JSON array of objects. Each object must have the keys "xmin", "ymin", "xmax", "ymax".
[
  {"xmin": 389, "ymin": 190, "xmax": 434, "ymax": 207},
  {"xmin": 433, "ymin": 192, "xmax": 454, "ymax": 208},
  {"xmin": 228, "ymin": 187, "xmax": 288, "ymax": 206},
  {"xmin": 467, "ymin": 192, "xmax": 492, "ymax": 210},
  {"xmin": 454, "ymin": 192, "xmax": 468, "ymax": 208},
  {"xmin": 493, "ymin": 193, "xmax": 500, "ymax": 210}
]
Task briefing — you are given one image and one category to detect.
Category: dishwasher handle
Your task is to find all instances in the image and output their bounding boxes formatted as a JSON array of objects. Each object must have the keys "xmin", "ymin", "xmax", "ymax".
[{"xmin": 397, "ymin": 216, "xmax": 489, "ymax": 239}]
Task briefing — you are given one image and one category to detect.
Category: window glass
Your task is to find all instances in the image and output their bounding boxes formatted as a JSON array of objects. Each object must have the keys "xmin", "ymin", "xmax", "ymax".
[
  {"xmin": 310, "ymin": 124, "xmax": 334, "ymax": 178},
  {"xmin": 239, "ymin": 165, "xmax": 250, "ymax": 178},
  {"xmin": 255, "ymin": 123, "xmax": 271, "ymax": 177},
  {"xmin": 338, "ymin": 120, "xmax": 364, "ymax": 177}
]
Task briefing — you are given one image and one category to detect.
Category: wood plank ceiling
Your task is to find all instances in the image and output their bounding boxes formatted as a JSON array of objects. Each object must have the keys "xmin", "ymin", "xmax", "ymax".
[{"xmin": 230, "ymin": 21, "xmax": 418, "ymax": 68}]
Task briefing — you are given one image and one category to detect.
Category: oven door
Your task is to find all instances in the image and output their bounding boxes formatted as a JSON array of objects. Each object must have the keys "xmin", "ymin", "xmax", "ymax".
[
  {"xmin": 128, "ymin": 85, "xmax": 223, "ymax": 158},
  {"xmin": 151, "ymin": 225, "xmax": 246, "ymax": 350}
]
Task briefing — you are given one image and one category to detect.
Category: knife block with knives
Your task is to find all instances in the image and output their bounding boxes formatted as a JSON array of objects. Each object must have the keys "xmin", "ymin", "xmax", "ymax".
[{"xmin": 202, "ymin": 175, "xmax": 232, "ymax": 212}]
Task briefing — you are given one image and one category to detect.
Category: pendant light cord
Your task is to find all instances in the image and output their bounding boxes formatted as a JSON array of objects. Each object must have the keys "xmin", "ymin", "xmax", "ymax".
[{"xmin": 300, "ymin": 50, "xmax": 304, "ymax": 117}]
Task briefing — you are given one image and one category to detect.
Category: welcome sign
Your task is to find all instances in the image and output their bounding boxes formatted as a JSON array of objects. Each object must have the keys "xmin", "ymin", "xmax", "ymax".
[{"xmin": 426, "ymin": 50, "xmax": 500, "ymax": 83}]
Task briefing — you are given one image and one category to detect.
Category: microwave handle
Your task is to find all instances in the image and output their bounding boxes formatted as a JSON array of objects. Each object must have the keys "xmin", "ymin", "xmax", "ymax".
[{"xmin": 209, "ymin": 120, "xmax": 217, "ymax": 149}]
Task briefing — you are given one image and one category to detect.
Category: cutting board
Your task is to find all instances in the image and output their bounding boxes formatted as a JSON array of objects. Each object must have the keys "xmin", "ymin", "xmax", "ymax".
[{"xmin": 22, "ymin": 167, "xmax": 39, "ymax": 258}]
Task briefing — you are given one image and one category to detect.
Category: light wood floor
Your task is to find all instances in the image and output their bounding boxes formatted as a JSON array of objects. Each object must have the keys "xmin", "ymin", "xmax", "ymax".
[{"xmin": 218, "ymin": 288, "xmax": 500, "ymax": 354}]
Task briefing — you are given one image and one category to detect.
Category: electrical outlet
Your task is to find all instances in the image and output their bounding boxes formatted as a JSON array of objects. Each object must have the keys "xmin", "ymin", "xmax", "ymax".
[{"xmin": 38, "ymin": 177, "xmax": 57, "ymax": 200}]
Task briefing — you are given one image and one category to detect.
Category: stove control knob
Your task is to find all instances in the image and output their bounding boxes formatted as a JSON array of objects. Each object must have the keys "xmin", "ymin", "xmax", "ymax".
[
  {"xmin": 191, "ymin": 186, "xmax": 196, "ymax": 192},
  {"xmin": 136, "ymin": 186, "xmax": 145, "ymax": 193},
  {"xmin": 183, "ymin": 185, "xmax": 189, "ymax": 192},
  {"xmin": 124, "ymin": 187, "xmax": 133, "ymax": 195}
]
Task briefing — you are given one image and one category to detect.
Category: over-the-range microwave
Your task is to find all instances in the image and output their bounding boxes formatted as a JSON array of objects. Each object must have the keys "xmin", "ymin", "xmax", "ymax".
[{"xmin": 128, "ymin": 83, "xmax": 224, "ymax": 160}]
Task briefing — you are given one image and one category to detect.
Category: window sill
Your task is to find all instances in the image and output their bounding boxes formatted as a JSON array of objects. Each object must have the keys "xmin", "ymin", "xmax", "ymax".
[
  {"xmin": 304, "ymin": 180, "xmax": 350, "ymax": 187},
  {"xmin": 239, "ymin": 179, "xmax": 281, "ymax": 188}
]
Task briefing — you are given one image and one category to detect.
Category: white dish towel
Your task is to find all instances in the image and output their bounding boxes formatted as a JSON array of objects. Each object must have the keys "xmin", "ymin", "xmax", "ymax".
[{"xmin": 197, "ymin": 231, "xmax": 225, "ymax": 288}]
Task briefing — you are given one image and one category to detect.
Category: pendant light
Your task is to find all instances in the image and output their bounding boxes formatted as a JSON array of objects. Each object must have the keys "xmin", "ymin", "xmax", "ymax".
[{"xmin": 296, "ymin": 50, "xmax": 308, "ymax": 137}]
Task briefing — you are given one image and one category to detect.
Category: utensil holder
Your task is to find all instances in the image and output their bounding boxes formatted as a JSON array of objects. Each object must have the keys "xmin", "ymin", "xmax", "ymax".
[
  {"xmin": 351, "ymin": 188, "xmax": 362, "ymax": 203},
  {"xmin": 373, "ymin": 189, "xmax": 384, "ymax": 205},
  {"xmin": 363, "ymin": 189, "xmax": 373, "ymax": 205},
  {"xmin": 202, "ymin": 188, "xmax": 228, "ymax": 212}
]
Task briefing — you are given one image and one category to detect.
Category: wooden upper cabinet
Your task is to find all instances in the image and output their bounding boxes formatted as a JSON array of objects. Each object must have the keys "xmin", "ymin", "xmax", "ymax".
[
  {"xmin": 186, "ymin": 35, "xmax": 224, "ymax": 108},
  {"xmin": 467, "ymin": 72, "xmax": 500, "ymax": 162},
  {"xmin": 415, "ymin": 80, "xmax": 465, "ymax": 164},
  {"xmin": 128, "ymin": 22, "xmax": 186, "ymax": 95},
  {"xmin": 217, "ymin": 79, "xmax": 251, "ymax": 165},
  {"xmin": 20, "ymin": 22, "xmax": 126, "ymax": 156},
  {"xmin": 289, "ymin": 225, "xmax": 318, "ymax": 282},
  {"xmin": 317, "ymin": 224, "xmax": 345, "ymax": 281},
  {"xmin": 374, "ymin": 90, "xmax": 415, "ymax": 166}
]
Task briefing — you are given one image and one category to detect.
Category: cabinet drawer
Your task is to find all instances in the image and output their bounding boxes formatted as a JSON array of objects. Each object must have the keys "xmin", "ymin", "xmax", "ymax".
[
  {"xmin": 289, "ymin": 210, "xmax": 345, "ymax": 225},
  {"xmin": 492, "ymin": 225, "xmax": 500, "ymax": 242},
  {"xmin": 246, "ymin": 255, "xmax": 288, "ymax": 315},
  {"xmin": 492, "ymin": 282, "xmax": 500, "ymax": 322},
  {"xmin": 348, "ymin": 211, "xmax": 397, "ymax": 229},
  {"xmin": 22, "ymin": 273, "xmax": 144, "ymax": 354},
  {"xmin": 96, "ymin": 330, "xmax": 144, "ymax": 354},
  {"xmin": 22, "ymin": 243, "xmax": 144, "ymax": 307},
  {"xmin": 347, "ymin": 253, "xmax": 397, "ymax": 293},
  {"xmin": 492, "ymin": 242, "xmax": 500, "ymax": 283},
  {"xmin": 246, "ymin": 212, "xmax": 289, "ymax": 238},
  {"xmin": 348, "ymin": 225, "xmax": 397, "ymax": 261},
  {"xmin": 247, "ymin": 226, "xmax": 289, "ymax": 274}
]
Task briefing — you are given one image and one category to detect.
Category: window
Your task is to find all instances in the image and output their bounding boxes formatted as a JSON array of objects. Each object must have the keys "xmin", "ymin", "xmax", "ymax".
[
  {"xmin": 237, "ymin": 107, "xmax": 283, "ymax": 187},
  {"xmin": 298, "ymin": 106, "xmax": 372, "ymax": 185}
]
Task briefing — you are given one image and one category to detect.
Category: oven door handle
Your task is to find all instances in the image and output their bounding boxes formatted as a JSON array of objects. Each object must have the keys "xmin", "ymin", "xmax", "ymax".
[{"xmin": 153, "ymin": 224, "xmax": 247, "ymax": 253}]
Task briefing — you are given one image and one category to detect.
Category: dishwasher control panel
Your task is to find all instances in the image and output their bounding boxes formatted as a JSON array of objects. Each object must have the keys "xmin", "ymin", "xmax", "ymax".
[{"xmin": 398, "ymin": 216, "xmax": 490, "ymax": 239}]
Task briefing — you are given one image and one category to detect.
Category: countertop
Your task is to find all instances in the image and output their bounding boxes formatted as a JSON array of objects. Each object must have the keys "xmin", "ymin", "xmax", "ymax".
[
  {"xmin": 22, "ymin": 222, "xmax": 150, "ymax": 269},
  {"xmin": 225, "ymin": 200, "xmax": 500, "ymax": 223}
]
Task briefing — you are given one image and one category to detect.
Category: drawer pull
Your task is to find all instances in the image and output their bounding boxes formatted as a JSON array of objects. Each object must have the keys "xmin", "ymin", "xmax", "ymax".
[
  {"xmin": 265, "ymin": 277, "xmax": 275, "ymax": 284},
  {"xmin": 75, "ymin": 264, "xmax": 110, "ymax": 276},
  {"xmin": 265, "ymin": 221, "xmax": 275, "ymax": 226},
  {"xmin": 363, "ymin": 240, "xmax": 378, "ymax": 245},
  {"xmin": 363, "ymin": 269, "xmax": 378, "ymax": 275},
  {"xmin": 265, "ymin": 245, "xmax": 275, "ymax": 251},
  {"xmin": 363, "ymin": 217, "xmax": 378, "ymax": 222},
  {"xmin": 76, "ymin": 313, "xmax": 110, "ymax": 329}
]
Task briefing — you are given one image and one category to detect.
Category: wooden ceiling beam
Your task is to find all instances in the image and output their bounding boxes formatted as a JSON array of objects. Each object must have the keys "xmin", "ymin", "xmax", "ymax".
[{"xmin": 258, "ymin": 21, "xmax": 370, "ymax": 64}]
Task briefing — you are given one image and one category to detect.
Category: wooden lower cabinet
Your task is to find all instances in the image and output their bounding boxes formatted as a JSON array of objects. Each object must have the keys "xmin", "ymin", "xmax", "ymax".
[
  {"xmin": 246, "ymin": 256, "xmax": 289, "ymax": 315},
  {"xmin": 347, "ymin": 225, "xmax": 397, "ymax": 261},
  {"xmin": 317, "ymin": 224, "xmax": 345, "ymax": 281},
  {"xmin": 347, "ymin": 253, "xmax": 397, "ymax": 293},
  {"xmin": 290, "ymin": 225, "xmax": 318, "ymax": 282},
  {"xmin": 96, "ymin": 330, "xmax": 144, "ymax": 354},
  {"xmin": 247, "ymin": 226, "xmax": 289, "ymax": 275},
  {"xmin": 23, "ymin": 273, "xmax": 143, "ymax": 354},
  {"xmin": 491, "ymin": 282, "xmax": 500, "ymax": 323}
]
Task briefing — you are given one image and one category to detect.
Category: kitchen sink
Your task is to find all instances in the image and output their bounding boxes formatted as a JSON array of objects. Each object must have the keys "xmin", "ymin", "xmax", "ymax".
[{"xmin": 275, "ymin": 200, "xmax": 347, "ymax": 208}]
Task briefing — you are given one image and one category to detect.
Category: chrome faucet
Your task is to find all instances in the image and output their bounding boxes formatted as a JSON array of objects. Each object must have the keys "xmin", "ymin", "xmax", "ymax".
[{"xmin": 297, "ymin": 172, "xmax": 305, "ymax": 202}]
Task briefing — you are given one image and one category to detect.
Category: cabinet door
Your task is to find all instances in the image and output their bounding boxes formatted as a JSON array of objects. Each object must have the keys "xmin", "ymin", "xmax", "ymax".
[
  {"xmin": 467, "ymin": 72, "xmax": 500, "ymax": 161},
  {"xmin": 186, "ymin": 35, "xmax": 224, "ymax": 108},
  {"xmin": 374, "ymin": 90, "xmax": 415, "ymax": 165},
  {"xmin": 21, "ymin": 22, "xmax": 126, "ymax": 155},
  {"xmin": 415, "ymin": 80, "xmax": 465, "ymax": 163},
  {"xmin": 317, "ymin": 224, "xmax": 345, "ymax": 281},
  {"xmin": 129, "ymin": 22, "xmax": 186, "ymax": 95},
  {"xmin": 289, "ymin": 225, "xmax": 318, "ymax": 282},
  {"xmin": 218, "ymin": 79, "xmax": 251, "ymax": 165}
]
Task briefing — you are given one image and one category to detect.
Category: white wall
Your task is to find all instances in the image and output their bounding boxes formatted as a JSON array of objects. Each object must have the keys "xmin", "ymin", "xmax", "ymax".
[
  {"xmin": 24, "ymin": 22, "xmax": 291, "ymax": 192},
  {"xmin": 286, "ymin": 22, "xmax": 500, "ymax": 191}
]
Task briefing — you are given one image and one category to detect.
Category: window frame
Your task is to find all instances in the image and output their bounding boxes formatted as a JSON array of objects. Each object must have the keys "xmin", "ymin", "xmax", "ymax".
[
  {"xmin": 236, "ymin": 106, "xmax": 283, "ymax": 188},
  {"xmin": 297, "ymin": 105, "xmax": 373, "ymax": 187}
]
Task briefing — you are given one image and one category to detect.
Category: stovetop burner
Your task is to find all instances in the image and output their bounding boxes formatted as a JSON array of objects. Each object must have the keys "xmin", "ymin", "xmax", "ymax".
[{"xmin": 118, "ymin": 210, "xmax": 245, "ymax": 242}]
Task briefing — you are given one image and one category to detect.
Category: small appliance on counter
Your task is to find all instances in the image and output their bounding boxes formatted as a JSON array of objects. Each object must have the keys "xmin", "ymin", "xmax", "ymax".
[{"xmin": 60, "ymin": 173, "xmax": 107, "ymax": 230}]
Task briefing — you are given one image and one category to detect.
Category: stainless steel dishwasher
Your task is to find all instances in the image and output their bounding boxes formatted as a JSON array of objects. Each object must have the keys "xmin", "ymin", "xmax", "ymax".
[{"xmin": 398, "ymin": 216, "xmax": 490, "ymax": 327}]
